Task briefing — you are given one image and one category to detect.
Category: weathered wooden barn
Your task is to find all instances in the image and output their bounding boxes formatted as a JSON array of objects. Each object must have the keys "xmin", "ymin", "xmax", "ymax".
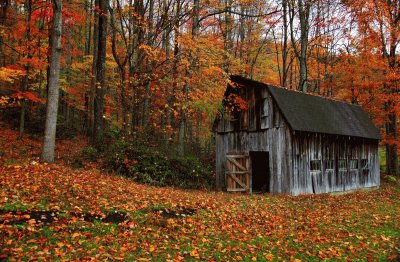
[{"xmin": 213, "ymin": 76, "xmax": 380, "ymax": 195}]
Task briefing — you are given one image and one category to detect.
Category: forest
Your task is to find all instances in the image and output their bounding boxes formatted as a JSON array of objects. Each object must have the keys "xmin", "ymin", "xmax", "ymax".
[
  {"xmin": 0, "ymin": 0, "xmax": 399, "ymax": 174},
  {"xmin": 0, "ymin": 0, "xmax": 400, "ymax": 260}
]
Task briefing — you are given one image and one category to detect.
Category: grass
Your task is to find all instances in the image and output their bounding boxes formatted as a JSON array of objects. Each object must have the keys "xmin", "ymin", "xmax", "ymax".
[{"xmin": 0, "ymin": 162, "xmax": 399, "ymax": 261}]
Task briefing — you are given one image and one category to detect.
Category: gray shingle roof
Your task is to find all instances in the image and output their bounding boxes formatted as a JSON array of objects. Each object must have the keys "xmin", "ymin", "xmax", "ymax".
[{"xmin": 231, "ymin": 75, "xmax": 380, "ymax": 140}]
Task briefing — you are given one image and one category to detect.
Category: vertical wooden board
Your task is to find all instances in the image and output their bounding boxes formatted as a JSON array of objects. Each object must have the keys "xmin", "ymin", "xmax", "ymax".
[
  {"xmin": 368, "ymin": 143, "xmax": 380, "ymax": 187},
  {"xmin": 226, "ymin": 157, "xmax": 231, "ymax": 190},
  {"xmin": 216, "ymin": 135, "xmax": 225, "ymax": 189},
  {"xmin": 285, "ymin": 127, "xmax": 293, "ymax": 194},
  {"xmin": 267, "ymin": 131, "xmax": 274, "ymax": 193},
  {"xmin": 247, "ymin": 154, "xmax": 252, "ymax": 193},
  {"xmin": 260, "ymin": 98, "xmax": 271, "ymax": 130},
  {"xmin": 276, "ymin": 129, "xmax": 281, "ymax": 193},
  {"xmin": 248, "ymin": 88, "xmax": 257, "ymax": 131},
  {"xmin": 292, "ymin": 137, "xmax": 299, "ymax": 195}
]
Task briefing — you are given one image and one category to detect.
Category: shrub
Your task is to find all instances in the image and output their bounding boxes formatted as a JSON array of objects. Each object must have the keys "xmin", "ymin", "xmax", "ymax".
[
  {"xmin": 80, "ymin": 146, "xmax": 98, "ymax": 162},
  {"xmin": 105, "ymin": 139, "xmax": 214, "ymax": 189}
]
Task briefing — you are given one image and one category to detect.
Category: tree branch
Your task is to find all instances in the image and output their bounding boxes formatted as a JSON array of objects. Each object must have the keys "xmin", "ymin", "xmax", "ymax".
[{"xmin": 198, "ymin": 8, "xmax": 280, "ymax": 24}]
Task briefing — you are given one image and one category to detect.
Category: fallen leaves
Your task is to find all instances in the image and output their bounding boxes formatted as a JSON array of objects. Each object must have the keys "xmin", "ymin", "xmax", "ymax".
[{"xmin": 0, "ymin": 124, "xmax": 400, "ymax": 260}]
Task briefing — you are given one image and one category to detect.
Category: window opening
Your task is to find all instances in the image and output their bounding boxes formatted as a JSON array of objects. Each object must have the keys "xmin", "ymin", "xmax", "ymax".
[
  {"xmin": 349, "ymin": 159, "xmax": 358, "ymax": 170},
  {"xmin": 325, "ymin": 160, "xmax": 334, "ymax": 170},
  {"xmin": 310, "ymin": 160, "xmax": 321, "ymax": 171},
  {"xmin": 338, "ymin": 159, "xmax": 347, "ymax": 170}
]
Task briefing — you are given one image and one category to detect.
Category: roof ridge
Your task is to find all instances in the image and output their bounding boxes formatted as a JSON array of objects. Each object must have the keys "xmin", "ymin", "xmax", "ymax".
[
  {"xmin": 268, "ymin": 85, "xmax": 362, "ymax": 108},
  {"xmin": 231, "ymin": 74, "xmax": 360, "ymax": 108}
]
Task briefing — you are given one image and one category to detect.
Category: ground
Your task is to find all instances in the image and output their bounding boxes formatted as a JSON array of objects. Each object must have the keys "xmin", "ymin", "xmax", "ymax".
[{"xmin": 0, "ymin": 123, "xmax": 399, "ymax": 261}]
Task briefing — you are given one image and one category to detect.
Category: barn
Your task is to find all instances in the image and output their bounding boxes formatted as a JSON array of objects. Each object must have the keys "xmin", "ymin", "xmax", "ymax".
[{"xmin": 213, "ymin": 75, "xmax": 380, "ymax": 195}]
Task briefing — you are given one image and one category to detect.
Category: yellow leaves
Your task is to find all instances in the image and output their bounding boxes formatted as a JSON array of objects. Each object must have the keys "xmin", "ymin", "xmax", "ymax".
[
  {"xmin": 0, "ymin": 67, "xmax": 25, "ymax": 83},
  {"xmin": 0, "ymin": 95, "xmax": 11, "ymax": 107},
  {"xmin": 190, "ymin": 249, "xmax": 200, "ymax": 258}
]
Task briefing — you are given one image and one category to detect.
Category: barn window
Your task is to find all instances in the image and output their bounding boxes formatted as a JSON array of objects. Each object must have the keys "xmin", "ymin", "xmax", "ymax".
[
  {"xmin": 361, "ymin": 159, "xmax": 369, "ymax": 175},
  {"xmin": 325, "ymin": 160, "xmax": 334, "ymax": 170},
  {"xmin": 349, "ymin": 159, "xmax": 358, "ymax": 169},
  {"xmin": 310, "ymin": 160, "xmax": 321, "ymax": 171},
  {"xmin": 338, "ymin": 159, "xmax": 347, "ymax": 170}
]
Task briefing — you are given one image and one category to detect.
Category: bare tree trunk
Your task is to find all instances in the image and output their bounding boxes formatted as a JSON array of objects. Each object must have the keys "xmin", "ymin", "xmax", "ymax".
[
  {"xmin": 386, "ymin": 111, "xmax": 399, "ymax": 176},
  {"xmin": 281, "ymin": 0, "xmax": 289, "ymax": 87},
  {"xmin": 89, "ymin": 0, "xmax": 99, "ymax": 137},
  {"xmin": 19, "ymin": 0, "xmax": 31, "ymax": 139},
  {"xmin": 85, "ymin": 0, "xmax": 93, "ymax": 56},
  {"xmin": 289, "ymin": 0, "xmax": 311, "ymax": 92},
  {"xmin": 92, "ymin": 0, "xmax": 108, "ymax": 147},
  {"xmin": 42, "ymin": 0, "xmax": 62, "ymax": 162}
]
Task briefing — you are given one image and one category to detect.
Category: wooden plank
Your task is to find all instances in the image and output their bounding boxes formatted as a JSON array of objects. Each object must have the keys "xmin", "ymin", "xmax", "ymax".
[
  {"xmin": 226, "ymin": 157, "xmax": 247, "ymax": 171},
  {"xmin": 225, "ymin": 171, "xmax": 249, "ymax": 175},
  {"xmin": 227, "ymin": 188, "xmax": 247, "ymax": 192},
  {"xmin": 226, "ymin": 154, "xmax": 247, "ymax": 158},
  {"xmin": 228, "ymin": 173, "xmax": 248, "ymax": 189}
]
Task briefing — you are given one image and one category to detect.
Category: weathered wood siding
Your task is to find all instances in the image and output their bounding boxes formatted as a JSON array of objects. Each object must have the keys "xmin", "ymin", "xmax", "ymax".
[
  {"xmin": 215, "ymin": 89, "xmax": 293, "ymax": 194},
  {"xmin": 291, "ymin": 133, "xmax": 380, "ymax": 195},
  {"xmin": 215, "ymin": 84, "xmax": 380, "ymax": 195}
]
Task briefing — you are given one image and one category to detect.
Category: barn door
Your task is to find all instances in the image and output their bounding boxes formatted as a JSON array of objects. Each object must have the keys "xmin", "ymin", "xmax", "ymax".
[{"xmin": 226, "ymin": 153, "xmax": 251, "ymax": 193}]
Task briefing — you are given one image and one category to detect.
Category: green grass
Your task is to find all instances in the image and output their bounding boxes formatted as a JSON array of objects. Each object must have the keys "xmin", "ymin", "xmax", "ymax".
[{"xmin": 1, "ymin": 163, "xmax": 400, "ymax": 261}]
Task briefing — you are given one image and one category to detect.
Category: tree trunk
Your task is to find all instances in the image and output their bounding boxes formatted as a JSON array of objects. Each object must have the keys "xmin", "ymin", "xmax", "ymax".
[
  {"xmin": 298, "ymin": 0, "xmax": 310, "ymax": 92},
  {"xmin": 178, "ymin": 0, "xmax": 198, "ymax": 156},
  {"xmin": 42, "ymin": 0, "xmax": 62, "ymax": 162},
  {"xmin": 89, "ymin": 0, "xmax": 98, "ymax": 138},
  {"xmin": 92, "ymin": 0, "xmax": 108, "ymax": 147},
  {"xmin": 282, "ymin": 0, "xmax": 289, "ymax": 87},
  {"xmin": 18, "ymin": 0, "xmax": 31, "ymax": 139},
  {"xmin": 385, "ymin": 110, "xmax": 399, "ymax": 176},
  {"xmin": 289, "ymin": 0, "xmax": 311, "ymax": 92},
  {"xmin": 143, "ymin": 0, "xmax": 154, "ymax": 129}
]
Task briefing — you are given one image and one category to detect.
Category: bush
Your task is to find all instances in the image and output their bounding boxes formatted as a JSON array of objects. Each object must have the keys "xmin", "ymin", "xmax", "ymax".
[
  {"xmin": 105, "ymin": 139, "xmax": 214, "ymax": 189},
  {"xmin": 80, "ymin": 146, "xmax": 98, "ymax": 162}
]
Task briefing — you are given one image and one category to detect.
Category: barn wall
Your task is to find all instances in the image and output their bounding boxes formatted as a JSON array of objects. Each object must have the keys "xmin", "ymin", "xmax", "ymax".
[
  {"xmin": 291, "ymin": 133, "xmax": 380, "ymax": 195},
  {"xmin": 215, "ymin": 89, "xmax": 293, "ymax": 194}
]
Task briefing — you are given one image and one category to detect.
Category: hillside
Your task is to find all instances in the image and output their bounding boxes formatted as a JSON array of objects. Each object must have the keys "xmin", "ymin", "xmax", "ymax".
[{"xmin": 0, "ymin": 124, "xmax": 399, "ymax": 261}]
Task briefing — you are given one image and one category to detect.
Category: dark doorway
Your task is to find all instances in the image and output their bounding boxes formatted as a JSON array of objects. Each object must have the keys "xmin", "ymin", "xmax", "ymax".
[{"xmin": 250, "ymin": 151, "xmax": 270, "ymax": 192}]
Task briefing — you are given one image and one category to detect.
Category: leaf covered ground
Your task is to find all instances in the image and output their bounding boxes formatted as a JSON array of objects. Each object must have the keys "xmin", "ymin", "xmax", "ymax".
[{"xmin": 0, "ymin": 125, "xmax": 400, "ymax": 261}]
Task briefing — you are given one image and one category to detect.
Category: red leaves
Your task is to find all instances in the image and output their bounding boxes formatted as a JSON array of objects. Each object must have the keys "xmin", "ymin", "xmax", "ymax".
[
  {"xmin": 11, "ymin": 91, "xmax": 45, "ymax": 104},
  {"xmin": 0, "ymin": 122, "xmax": 399, "ymax": 260}
]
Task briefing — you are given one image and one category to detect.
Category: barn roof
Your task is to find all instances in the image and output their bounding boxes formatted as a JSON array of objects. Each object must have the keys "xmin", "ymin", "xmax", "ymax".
[{"xmin": 230, "ymin": 75, "xmax": 380, "ymax": 140}]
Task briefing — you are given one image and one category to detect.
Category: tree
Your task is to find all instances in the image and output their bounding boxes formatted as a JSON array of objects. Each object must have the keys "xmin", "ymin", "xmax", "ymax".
[
  {"xmin": 42, "ymin": 0, "xmax": 62, "ymax": 162},
  {"xmin": 289, "ymin": 0, "xmax": 312, "ymax": 92},
  {"xmin": 92, "ymin": 0, "xmax": 108, "ymax": 147},
  {"xmin": 344, "ymin": 0, "xmax": 400, "ymax": 176}
]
